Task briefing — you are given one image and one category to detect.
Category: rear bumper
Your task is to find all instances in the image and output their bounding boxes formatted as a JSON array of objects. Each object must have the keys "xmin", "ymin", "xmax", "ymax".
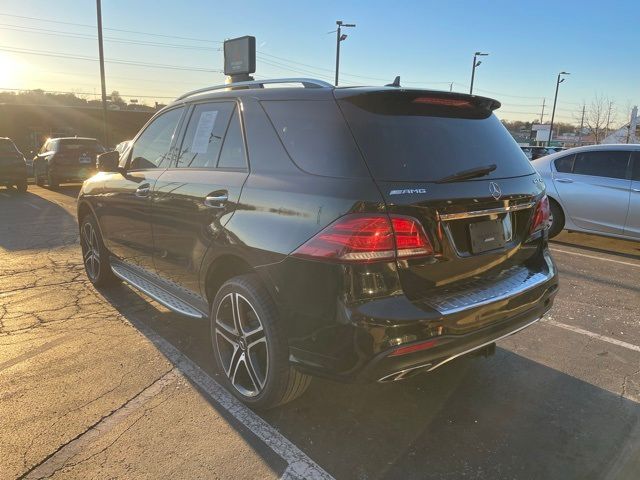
[
  {"xmin": 0, "ymin": 170, "xmax": 27, "ymax": 184},
  {"xmin": 50, "ymin": 164, "xmax": 97, "ymax": 182},
  {"xmin": 289, "ymin": 250, "xmax": 558, "ymax": 383}
]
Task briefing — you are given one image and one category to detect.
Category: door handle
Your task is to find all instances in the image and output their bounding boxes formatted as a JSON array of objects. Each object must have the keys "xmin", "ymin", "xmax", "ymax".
[
  {"xmin": 632, "ymin": 188, "xmax": 640, "ymax": 193},
  {"xmin": 204, "ymin": 193, "xmax": 229, "ymax": 209},
  {"xmin": 555, "ymin": 178, "xmax": 573, "ymax": 183},
  {"xmin": 135, "ymin": 183, "xmax": 151, "ymax": 197}
]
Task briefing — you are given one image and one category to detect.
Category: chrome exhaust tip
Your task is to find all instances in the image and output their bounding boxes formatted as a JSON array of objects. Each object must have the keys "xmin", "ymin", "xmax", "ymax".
[{"xmin": 377, "ymin": 363, "xmax": 433, "ymax": 383}]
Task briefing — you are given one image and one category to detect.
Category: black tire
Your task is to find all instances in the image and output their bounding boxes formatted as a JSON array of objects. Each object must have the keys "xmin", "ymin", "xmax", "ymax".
[
  {"xmin": 47, "ymin": 168, "xmax": 59, "ymax": 189},
  {"xmin": 548, "ymin": 199, "xmax": 565, "ymax": 238},
  {"xmin": 79, "ymin": 214, "xmax": 119, "ymax": 287},
  {"xmin": 16, "ymin": 180, "xmax": 27, "ymax": 193},
  {"xmin": 210, "ymin": 273, "xmax": 311, "ymax": 410},
  {"xmin": 34, "ymin": 165, "xmax": 45, "ymax": 186}
]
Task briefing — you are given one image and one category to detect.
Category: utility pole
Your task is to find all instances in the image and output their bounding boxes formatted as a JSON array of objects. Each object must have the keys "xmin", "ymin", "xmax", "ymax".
[
  {"xmin": 449, "ymin": 82, "xmax": 453, "ymax": 92},
  {"xmin": 96, "ymin": 0, "xmax": 108, "ymax": 146},
  {"xmin": 469, "ymin": 52, "xmax": 488, "ymax": 95},
  {"xmin": 539, "ymin": 98, "xmax": 546, "ymax": 124},
  {"xmin": 548, "ymin": 71, "xmax": 569, "ymax": 146},
  {"xmin": 604, "ymin": 101, "xmax": 613, "ymax": 140},
  {"xmin": 334, "ymin": 20, "xmax": 355, "ymax": 86},
  {"xmin": 578, "ymin": 104, "xmax": 585, "ymax": 146}
]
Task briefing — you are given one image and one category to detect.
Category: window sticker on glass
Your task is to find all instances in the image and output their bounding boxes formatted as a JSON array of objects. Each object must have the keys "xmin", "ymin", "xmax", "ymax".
[{"xmin": 190, "ymin": 110, "xmax": 219, "ymax": 153}]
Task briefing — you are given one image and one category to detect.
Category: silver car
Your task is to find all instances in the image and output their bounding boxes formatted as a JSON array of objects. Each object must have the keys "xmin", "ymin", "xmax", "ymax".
[{"xmin": 531, "ymin": 144, "xmax": 640, "ymax": 240}]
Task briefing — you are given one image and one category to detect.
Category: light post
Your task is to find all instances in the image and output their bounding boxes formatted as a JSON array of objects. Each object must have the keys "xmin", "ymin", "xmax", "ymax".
[
  {"xmin": 335, "ymin": 20, "xmax": 356, "ymax": 86},
  {"xmin": 548, "ymin": 71, "xmax": 570, "ymax": 146},
  {"xmin": 469, "ymin": 52, "xmax": 488, "ymax": 95},
  {"xmin": 96, "ymin": 0, "xmax": 108, "ymax": 146}
]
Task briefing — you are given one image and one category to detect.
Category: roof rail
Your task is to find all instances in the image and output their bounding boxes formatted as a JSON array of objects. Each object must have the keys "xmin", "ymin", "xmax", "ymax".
[{"xmin": 175, "ymin": 78, "xmax": 333, "ymax": 101}]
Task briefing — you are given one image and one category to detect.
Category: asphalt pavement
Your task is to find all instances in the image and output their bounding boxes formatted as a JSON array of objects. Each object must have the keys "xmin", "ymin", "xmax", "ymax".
[{"xmin": 1, "ymin": 184, "xmax": 639, "ymax": 480}]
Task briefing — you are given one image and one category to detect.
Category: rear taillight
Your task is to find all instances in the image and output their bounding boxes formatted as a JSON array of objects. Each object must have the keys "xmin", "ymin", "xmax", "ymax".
[
  {"xmin": 292, "ymin": 214, "xmax": 433, "ymax": 263},
  {"xmin": 530, "ymin": 195, "xmax": 550, "ymax": 234}
]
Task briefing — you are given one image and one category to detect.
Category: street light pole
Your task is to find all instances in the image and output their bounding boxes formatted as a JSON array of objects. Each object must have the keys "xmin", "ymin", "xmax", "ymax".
[
  {"xmin": 96, "ymin": 0, "xmax": 109, "ymax": 146},
  {"xmin": 547, "ymin": 71, "xmax": 569, "ymax": 146},
  {"xmin": 469, "ymin": 52, "xmax": 488, "ymax": 95},
  {"xmin": 334, "ymin": 20, "xmax": 355, "ymax": 86}
]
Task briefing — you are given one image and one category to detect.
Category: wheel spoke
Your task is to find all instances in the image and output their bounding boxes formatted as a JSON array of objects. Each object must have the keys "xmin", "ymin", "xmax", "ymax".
[
  {"xmin": 245, "ymin": 344, "xmax": 266, "ymax": 389},
  {"xmin": 239, "ymin": 355, "xmax": 259, "ymax": 392},
  {"xmin": 232, "ymin": 293, "xmax": 244, "ymax": 335},
  {"xmin": 229, "ymin": 350, "xmax": 244, "ymax": 385}
]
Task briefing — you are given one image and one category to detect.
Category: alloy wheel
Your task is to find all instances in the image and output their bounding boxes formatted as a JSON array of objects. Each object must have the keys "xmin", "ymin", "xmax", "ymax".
[
  {"xmin": 215, "ymin": 292, "xmax": 268, "ymax": 397},
  {"xmin": 81, "ymin": 222, "xmax": 101, "ymax": 281}
]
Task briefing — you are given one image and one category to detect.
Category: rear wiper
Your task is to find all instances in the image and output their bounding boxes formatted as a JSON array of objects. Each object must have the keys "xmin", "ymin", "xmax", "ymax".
[{"xmin": 435, "ymin": 164, "xmax": 497, "ymax": 184}]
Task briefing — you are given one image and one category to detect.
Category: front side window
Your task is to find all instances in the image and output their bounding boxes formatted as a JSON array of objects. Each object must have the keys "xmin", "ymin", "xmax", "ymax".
[
  {"xmin": 572, "ymin": 151, "xmax": 629, "ymax": 179},
  {"xmin": 176, "ymin": 102, "xmax": 235, "ymax": 168},
  {"xmin": 129, "ymin": 107, "xmax": 184, "ymax": 170}
]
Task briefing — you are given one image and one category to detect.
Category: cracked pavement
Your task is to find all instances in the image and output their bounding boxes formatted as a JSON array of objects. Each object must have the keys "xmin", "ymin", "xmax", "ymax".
[{"xmin": 1, "ymin": 185, "xmax": 640, "ymax": 480}]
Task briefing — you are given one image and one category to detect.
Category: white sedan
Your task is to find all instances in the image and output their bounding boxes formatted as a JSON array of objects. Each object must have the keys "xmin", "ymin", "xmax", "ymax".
[{"xmin": 531, "ymin": 144, "xmax": 640, "ymax": 240}]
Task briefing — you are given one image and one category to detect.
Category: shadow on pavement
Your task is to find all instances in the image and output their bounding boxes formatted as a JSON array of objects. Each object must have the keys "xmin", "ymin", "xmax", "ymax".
[
  {"xmin": 96, "ymin": 282, "xmax": 640, "ymax": 480},
  {"xmin": 552, "ymin": 231, "xmax": 640, "ymax": 260},
  {"xmin": 0, "ymin": 188, "xmax": 79, "ymax": 251},
  {"xmin": 49, "ymin": 184, "xmax": 82, "ymax": 198}
]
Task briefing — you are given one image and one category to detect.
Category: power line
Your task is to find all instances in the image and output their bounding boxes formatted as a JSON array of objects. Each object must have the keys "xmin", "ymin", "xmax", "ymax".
[
  {"xmin": 0, "ymin": 12, "xmax": 222, "ymax": 44},
  {"xmin": 0, "ymin": 45, "xmax": 223, "ymax": 73},
  {"xmin": 0, "ymin": 23, "xmax": 220, "ymax": 51},
  {"xmin": 0, "ymin": 86, "xmax": 176, "ymax": 99}
]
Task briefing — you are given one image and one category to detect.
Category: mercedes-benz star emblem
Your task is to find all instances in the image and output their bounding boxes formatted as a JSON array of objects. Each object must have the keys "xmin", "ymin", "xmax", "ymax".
[{"xmin": 489, "ymin": 182, "xmax": 502, "ymax": 200}]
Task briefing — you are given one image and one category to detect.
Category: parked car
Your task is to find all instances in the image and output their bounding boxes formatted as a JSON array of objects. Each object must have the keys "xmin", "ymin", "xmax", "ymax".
[
  {"xmin": 33, "ymin": 137, "xmax": 106, "ymax": 188},
  {"xmin": 0, "ymin": 137, "xmax": 28, "ymax": 193},
  {"xmin": 532, "ymin": 144, "xmax": 640, "ymax": 240},
  {"xmin": 521, "ymin": 146, "xmax": 552, "ymax": 160},
  {"xmin": 80, "ymin": 78, "xmax": 558, "ymax": 409}
]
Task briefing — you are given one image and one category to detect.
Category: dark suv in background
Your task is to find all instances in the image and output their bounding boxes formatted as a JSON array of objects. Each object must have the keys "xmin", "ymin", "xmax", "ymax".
[
  {"xmin": 80, "ymin": 78, "xmax": 558, "ymax": 409},
  {"xmin": 0, "ymin": 137, "xmax": 28, "ymax": 192},
  {"xmin": 34, "ymin": 137, "xmax": 105, "ymax": 188}
]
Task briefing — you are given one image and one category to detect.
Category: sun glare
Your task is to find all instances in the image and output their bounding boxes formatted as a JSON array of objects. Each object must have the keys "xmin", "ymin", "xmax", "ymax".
[{"xmin": 0, "ymin": 52, "xmax": 23, "ymax": 86}]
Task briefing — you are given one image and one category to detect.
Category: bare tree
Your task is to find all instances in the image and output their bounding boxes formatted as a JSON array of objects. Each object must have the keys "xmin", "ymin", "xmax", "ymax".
[{"xmin": 584, "ymin": 94, "xmax": 612, "ymax": 143}]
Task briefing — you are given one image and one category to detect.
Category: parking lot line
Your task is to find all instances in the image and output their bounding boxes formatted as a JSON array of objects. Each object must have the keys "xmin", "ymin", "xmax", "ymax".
[
  {"xmin": 550, "ymin": 247, "xmax": 640, "ymax": 268},
  {"xmin": 543, "ymin": 318, "xmax": 640, "ymax": 353},
  {"xmin": 129, "ymin": 317, "xmax": 335, "ymax": 480}
]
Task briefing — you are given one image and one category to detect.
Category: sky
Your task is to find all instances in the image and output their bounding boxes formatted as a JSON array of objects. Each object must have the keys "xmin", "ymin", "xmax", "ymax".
[{"xmin": 0, "ymin": 0, "xmax": 638, "ymax": 124}]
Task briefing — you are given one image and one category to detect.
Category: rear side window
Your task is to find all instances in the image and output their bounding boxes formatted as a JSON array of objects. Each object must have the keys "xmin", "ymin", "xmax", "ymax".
[
  {"xmin": 0, "ymin": 139, "xmax": 17, "ymax": 153},
  {"xmin": 338, "ymin": 92, "xmax": 534, "ymax": 182},
  {"xmin": 572, "ymin": 151, "xmax": 629, "ymax": 179},
  {"xmin": 261, "ymin": 100, "xmax": 369, "ymax": 178},
  {"xmin": 176, "ymin": 102, "xmax": 235, "ymax": 169},
  {"xmin": 554, "ymin": 155, "xmax": 574, "ymax": 173},
  {"xmin": 632, "ymin": 153, "xmax": 640, "ymax": 181},
  {"xmin": 217, "ymin": 109, "xmax": 247, "ymax": 169}
]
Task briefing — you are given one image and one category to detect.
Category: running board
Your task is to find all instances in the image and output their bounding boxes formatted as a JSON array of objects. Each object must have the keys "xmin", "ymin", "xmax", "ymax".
[{"xmin": 111, "ymin": 263, "xmax": 205, "ymax": 319}]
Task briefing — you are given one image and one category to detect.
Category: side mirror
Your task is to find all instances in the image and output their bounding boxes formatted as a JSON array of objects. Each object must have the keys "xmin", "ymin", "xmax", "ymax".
[{"xmin": 97, "ymin": 150, "xmax": 120, "ymax": 172}]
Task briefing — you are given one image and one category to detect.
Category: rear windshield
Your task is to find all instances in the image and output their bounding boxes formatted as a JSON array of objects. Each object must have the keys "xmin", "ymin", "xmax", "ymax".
[
  {"xmin": 56, "ymin": 139, "xmax": 105, "ymax": 153},
  {"xmin": 338, "ymin": 92, "xmax": 534, "ymax": 182},
  {"xmin": 0, "ymin": 139, "xmax": 18, "ymax": 153}
]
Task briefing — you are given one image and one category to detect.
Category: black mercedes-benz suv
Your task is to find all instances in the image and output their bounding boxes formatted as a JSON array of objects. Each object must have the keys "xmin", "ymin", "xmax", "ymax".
[{"xmin": 79, "ymin": 78, "xmax": 558, "ymax": 409}]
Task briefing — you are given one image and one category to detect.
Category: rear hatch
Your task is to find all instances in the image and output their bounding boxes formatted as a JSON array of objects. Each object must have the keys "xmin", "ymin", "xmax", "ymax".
[
  {"xmin": 336, "ymin": 89, "xmax": 547, "ymax": 306},
  {"xmin": 54, "ymin": 139, "xmax": 104, "ymax": 167},
  {"xmin": 0, "ymin": 140, "xmax": 25, "ymax": 176}
]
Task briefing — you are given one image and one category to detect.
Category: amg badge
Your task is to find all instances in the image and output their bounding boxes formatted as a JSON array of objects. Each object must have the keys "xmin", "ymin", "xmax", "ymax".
[{"xmin": 389, "ymin": 188, "xmax": 427, "ymax": 195}]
